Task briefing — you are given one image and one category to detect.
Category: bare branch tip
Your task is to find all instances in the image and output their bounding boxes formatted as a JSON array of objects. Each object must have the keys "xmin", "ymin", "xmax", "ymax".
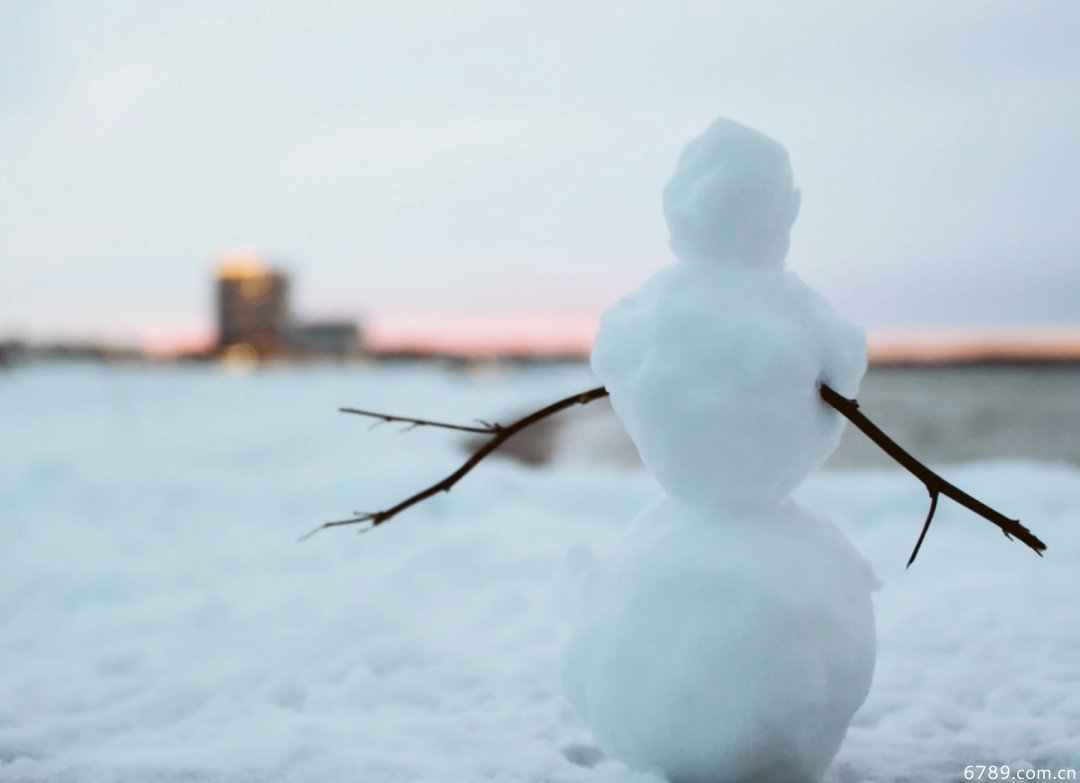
[
  {"xmin": 297, "ymin": 525, "xmax": 326, "ymax": 543},
  {"xmin": 906, "ymin": 489, "xmax": 940, "ymax": 569}
]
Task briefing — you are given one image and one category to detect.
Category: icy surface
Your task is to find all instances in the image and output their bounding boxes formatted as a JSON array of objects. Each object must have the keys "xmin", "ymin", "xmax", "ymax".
[{"xmin": 2, "ymin": 365, "xmax": 1079, "ymax": 783}]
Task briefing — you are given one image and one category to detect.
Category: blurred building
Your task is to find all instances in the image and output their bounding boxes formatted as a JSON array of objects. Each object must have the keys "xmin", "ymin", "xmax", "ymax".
[
  {"xmin": 215, "ymin": 255, "xmax": 291, "ymax": 359},
  {"xmin": 214, "ymin": 251, "xmax": 363, "ymax": 362},
  {"xmin": 292, "ymin": 321, "xmax": 361, "ymax": 360}
]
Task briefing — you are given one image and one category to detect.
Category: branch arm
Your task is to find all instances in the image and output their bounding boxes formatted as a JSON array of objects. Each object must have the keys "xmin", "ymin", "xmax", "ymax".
[
  {"xmin": 819, "ymin": 383, "xmax": 1045, "ymax": 557},
  {"xmin": 301, "ymin": 387, "xmax": 610, "ymax": 540},
  {"xmin": 306, "ymin": 382, "xmax": 1045, "ymax": 566}
]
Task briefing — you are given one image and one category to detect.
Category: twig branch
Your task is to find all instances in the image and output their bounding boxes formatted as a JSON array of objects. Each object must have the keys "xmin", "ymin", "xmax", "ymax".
[
  {"xmin": 306, "ymin": 383, "xmax": 1046, "ymax": 566},
  {"xmin": 907, "ymin": 489, "xmax": 939, "ymax": 568},
  {"xmin": 300, "ymin": 387, "xmax": 611, "ymax": 540},
  {"xmin": 818, "ymin": 384, "xmax": 1045, "ymax": 563},
  {"xmin": 340, "ymin": 407, "xmax": 499, "ymax": 434}
]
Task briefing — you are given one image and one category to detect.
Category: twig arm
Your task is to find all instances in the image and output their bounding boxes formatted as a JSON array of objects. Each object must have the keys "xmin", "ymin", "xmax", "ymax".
[
  {"xmin": 819, "ymin": 383, "xmax": 1046, "ymax": 559},
  {"xmin": 306, "ymin": 382, "xmax": 1045, "ymax": 566},
  {"xmin": 300, "ymin": 387, "xmax": 610, "ymax": 540}
]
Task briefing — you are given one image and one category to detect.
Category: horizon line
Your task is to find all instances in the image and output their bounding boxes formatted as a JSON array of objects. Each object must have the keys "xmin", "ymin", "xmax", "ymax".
[{"xmin": 9, "ymin": 320, "xmax": 1080, "ymax": 363}]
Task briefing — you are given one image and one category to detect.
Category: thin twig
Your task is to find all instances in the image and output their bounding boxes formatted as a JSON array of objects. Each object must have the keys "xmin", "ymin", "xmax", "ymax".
[
  {"xmin": 340, "ymin": 407, "xmax": 500, "ymax": 434},
  {"xmin": 306, "ymin": 383, "xmax": 1046, "ymax": 565},
  {"xmin": 907, "ymin": 489, "xmax": 939, "ymax": 568},
  {"xmin": 300, "ymin": 387, "xmax": 611, "ymax": 540},
  {"xmin": 819, "ymin": 384, "xmax": 1045, "ymax": 561}
]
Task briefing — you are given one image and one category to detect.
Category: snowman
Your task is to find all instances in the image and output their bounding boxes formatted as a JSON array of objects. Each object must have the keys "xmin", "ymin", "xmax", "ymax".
[{"xmin": 562, "ymin": 118, "xmax": 878, "ymax": 783}]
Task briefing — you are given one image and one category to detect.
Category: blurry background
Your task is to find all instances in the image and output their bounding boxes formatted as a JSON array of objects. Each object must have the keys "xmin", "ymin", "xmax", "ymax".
[
  {"xmin": 2, "ymin": 0, "xmax": 1079, "ymax": 467},
  {"xmin": 2, "ymin": 0, "xmax": 1079, "ymax": 351}
]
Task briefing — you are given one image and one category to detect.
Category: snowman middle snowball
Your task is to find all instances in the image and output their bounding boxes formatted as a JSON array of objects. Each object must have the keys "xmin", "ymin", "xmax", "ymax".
[{"xmin": 562, "ymin": 118, "xmax": 877, "ymax": 783}]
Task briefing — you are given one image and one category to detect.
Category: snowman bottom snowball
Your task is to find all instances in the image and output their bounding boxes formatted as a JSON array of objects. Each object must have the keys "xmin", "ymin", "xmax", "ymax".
[{"xmin": 563, "ymin": 498, "xmax": 877, "ymax": 783}]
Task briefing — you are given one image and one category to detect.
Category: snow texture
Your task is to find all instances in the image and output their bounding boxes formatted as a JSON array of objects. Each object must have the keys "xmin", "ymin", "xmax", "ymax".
[
  {"xmin": 575, "ymin": 118, "xmax": 873, "ymax": 781},
  {"xmin": 594, "ymin": 117, "xmax": 865, "ymax": 512},
  {"xmin": 1, "ymin": 366, "xmax": 1079, "ymax": 783},
  {"xmin": 663, "ymin": 118, "xmax": 801, "ymax": 269},
  {"xmin": 591, "ymin": 260, "xmax": 866, "ymax": 511},
  {"xmin": 562, "ymin": 498, "xmax": 877, "ymax": 783}
]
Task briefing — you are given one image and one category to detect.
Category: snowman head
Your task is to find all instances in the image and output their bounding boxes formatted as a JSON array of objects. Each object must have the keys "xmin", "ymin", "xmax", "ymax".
[{"xmin": 663, "ymin": 118, "xmax": 801, "ymax": 269}]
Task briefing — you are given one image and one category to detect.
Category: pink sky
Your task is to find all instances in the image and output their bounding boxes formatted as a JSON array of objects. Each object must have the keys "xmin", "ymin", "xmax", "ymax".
[
  {"xmin": 138, "ymin": 312, "xmax": 600, "ymax": 356},
  {"xmin": 134, "ymin": 312, "xmax": 1080, "ymax": 362}
]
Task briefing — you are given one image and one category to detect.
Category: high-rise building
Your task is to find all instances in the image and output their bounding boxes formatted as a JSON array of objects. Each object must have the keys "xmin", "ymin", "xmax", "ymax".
[{"xmin": 215, "ymin": 253, "xmax": 291, "ymax": 358}]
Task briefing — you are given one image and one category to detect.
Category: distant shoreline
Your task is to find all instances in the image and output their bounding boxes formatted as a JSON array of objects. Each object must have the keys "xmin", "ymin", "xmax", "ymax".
[{"xmin": 869, "ymin": 358, "xmax": 1080, "ymax": 370}]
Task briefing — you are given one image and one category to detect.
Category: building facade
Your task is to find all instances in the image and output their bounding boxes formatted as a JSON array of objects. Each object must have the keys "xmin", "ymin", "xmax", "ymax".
[{"xmin": 215, "ymin": 258, "xmax": 291, "ymax": 358}]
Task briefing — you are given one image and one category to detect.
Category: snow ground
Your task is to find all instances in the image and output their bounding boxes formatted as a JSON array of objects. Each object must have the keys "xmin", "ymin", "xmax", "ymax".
[{"xmin": 1, "ymin": 364, "xmax": 1078, "ymax": 783}]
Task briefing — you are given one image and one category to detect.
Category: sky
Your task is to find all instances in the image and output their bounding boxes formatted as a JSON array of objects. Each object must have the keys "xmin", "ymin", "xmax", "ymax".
[{"xmin": 1, "ymin": 0, "xmax": 1079, "ymax": 350}]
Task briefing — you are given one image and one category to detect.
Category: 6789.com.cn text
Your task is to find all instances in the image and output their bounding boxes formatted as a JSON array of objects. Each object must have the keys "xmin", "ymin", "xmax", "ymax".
[{"xmin": 965, "ymin": 766, "xmax": 1076, "ymax": 780}]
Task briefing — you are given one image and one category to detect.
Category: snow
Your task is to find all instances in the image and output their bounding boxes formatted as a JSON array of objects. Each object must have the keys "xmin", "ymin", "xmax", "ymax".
[
  {"xmin": 591, "ymin": 259, "xmax": 866, "ymax": 511},
  {"xmin": 563, "ymin": 497, "xmax": 877, "ymax": 783},
  {"xmin": 2, "ymin": 364, "xmax": 1078, "ymax": 782},
  {"xmin": 662, "ymin": 117, "xmax": 801, "ymax": 269},
  {"xmin": 594, "ymin": 116, "xmax": 865, "ymax": 512},
  {"xmin": 573, "ymin": 117, "xmax": 877, "ymax": 782}
]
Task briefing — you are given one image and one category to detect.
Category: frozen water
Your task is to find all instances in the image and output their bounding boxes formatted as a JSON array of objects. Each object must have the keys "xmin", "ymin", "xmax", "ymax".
[{"xmin": 0, "ymin": 365, "xmax": 1078, "ymax": 782}]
